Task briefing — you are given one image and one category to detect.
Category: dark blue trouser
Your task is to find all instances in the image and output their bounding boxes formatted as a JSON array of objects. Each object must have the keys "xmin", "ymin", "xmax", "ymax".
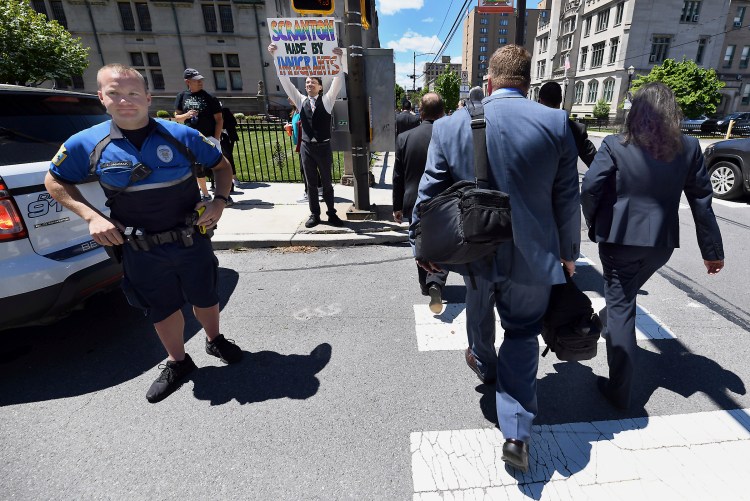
[
  {"xmin": 599, "ymin": 243, "xmax": 674, "ymax": 408},
  {"xmin": 464, "ymin": 274, "xmax": 551, "ymax": 442}
]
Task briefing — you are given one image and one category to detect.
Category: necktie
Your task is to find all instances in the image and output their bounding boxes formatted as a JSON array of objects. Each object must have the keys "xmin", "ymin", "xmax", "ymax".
[{"xmin": 310, "ymin": 97, "xmax": 316, "ymax": 112}]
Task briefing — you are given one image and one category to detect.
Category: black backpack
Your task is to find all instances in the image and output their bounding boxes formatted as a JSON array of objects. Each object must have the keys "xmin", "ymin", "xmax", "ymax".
[{"xmin": 541, "ymin": 267, "xmax": 602, "ymax": 362}]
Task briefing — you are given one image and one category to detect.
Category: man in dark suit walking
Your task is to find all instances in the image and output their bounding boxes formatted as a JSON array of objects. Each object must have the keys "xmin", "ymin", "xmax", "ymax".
[
  {"xmin": 393, "ymin": 93, "xmax": 447, "ymax": 313},
  {"xmin": 539, "ymin": 81, "xmax": 597, "ymax": 167},
  {"xmin": 411, "ymin": 45, "xmax": 580, "ymax": 473},
  {"xmin": 395, "ymin": 99, "xmax": 420, "ymax": 138}
]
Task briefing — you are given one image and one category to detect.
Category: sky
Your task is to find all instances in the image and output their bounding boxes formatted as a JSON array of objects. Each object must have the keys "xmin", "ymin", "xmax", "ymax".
[{"xmin": 376, "ymin": 0, "xmax": 540, "ymax": 90}]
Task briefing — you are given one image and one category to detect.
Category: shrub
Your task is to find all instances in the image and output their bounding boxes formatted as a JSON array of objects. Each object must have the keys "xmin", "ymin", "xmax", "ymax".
[
  {"xmin": 593, "ymin": 99, "xmax": 611, "ymax": 119},
  {"xmin": 234, "ymin": 113, "xmax": 246, "ymax": 120},
  {"xmin": 156, "ymin": 110, "xmax": 170, "ymax": 118}
]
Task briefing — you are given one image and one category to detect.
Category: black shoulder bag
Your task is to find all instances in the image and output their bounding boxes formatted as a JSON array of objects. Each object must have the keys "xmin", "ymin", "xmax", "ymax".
[{"xmin": 414, "ymin": 101, "xmax": 513, "ymax": 265}]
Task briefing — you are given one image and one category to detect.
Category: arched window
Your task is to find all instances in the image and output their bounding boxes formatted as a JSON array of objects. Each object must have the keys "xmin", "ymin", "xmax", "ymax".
[
  {"xmin": 574, "ymin": 81, "xmax": 584, "ymax": 103},
  {"xmin": 602, "ymin": 79, "xmax": 615, "ymax": 102},
  {"xmin": 587, "ymin": 80, "xmax": 599, "ymax": 103},
  {"xmin": 533, "ymin": 87, "xmax": 540, "ymax": 101}
]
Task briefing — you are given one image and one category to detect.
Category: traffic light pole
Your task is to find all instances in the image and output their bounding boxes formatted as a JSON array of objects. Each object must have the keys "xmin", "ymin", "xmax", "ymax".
[
  {"xmin": 515, "ymin": 1, "xmax": 526, "ymax": 46},
  {"xmin": 344, "ymin": 0, "xmax": 372, "ymax": 214}
]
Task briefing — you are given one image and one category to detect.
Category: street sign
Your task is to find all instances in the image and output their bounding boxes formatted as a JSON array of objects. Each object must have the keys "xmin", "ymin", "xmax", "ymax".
[
  {"xmin": 461, "ymin": 70, "xmax": 468, "ymax": 82},
  {"xmin": 460, "ymin": 85, "xmax": 470, "ymax": 93},
  {"xmin": 623, "ymin": 99, "xmax": 632, "ymax": 110}
]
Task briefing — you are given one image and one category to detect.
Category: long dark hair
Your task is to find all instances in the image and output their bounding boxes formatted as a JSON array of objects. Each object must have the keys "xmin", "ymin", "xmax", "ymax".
[{"xmin": 623, "ymin": 82, "xmax": 683, "ymax": 162}]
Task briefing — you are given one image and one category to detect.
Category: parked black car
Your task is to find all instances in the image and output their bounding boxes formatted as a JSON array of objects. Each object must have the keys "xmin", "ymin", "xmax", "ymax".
[
  {"xmin": 680, "ymin": 115, "xmax": 718, "ymax": 134},
  {"xmin": 703, "ymin": 138, "xmax": 750, "ymax": 199},
  {"xmin": 715, "ymin": 112, "xmax": 750, "ymax": 135}
]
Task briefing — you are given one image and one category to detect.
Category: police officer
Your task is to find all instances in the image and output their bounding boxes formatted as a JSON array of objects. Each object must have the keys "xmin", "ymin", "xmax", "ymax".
[{"xmin": 44, "ymin": 63, "xmax": 242, "ymax": 403}]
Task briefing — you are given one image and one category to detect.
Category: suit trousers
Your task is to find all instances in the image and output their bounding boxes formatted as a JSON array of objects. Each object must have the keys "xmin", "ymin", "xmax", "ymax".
[
  {"xmin": 464, "ymin": 273, "xmax": 551, "ymax": 443},
  {"xmin": 599, "ymin": 243, "xmax": 674, "ymax": 408},
  {"xmin": 417, "ymin": 265, "xmax": 448, "ymax": 293},
  {"xmin": 300, "ymin": 141, "xmax": 336, "ymax": 216}
]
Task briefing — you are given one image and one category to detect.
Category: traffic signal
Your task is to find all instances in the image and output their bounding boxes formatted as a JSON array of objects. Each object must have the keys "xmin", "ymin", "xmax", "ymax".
[
  {"xmin": 291, "ymin": 0, "xmax": 335, "ymax": 15},
  {"xmin": 361, "ymin": 0, "xmax": 372, "ymax": 30}
]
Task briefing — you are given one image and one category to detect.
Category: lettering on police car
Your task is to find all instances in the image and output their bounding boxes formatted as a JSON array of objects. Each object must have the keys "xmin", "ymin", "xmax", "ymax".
[
  {"xmin": 51, "ymin": 145, "xmax": 67, "ymax": 166},
  {"xmin": 34, "ymin": 217, "xmax": 70, "ymax": 228},
  {"xmin": 28, "ymin": 193, "xmax": 64, "ymax": 218},
  {"xmin": 157, "ymin": 145, "xmax": 174, "ymax": 163}
]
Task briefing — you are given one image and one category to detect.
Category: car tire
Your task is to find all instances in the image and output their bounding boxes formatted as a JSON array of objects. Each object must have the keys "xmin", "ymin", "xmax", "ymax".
[{"xmin": 709, "ymin": 160, "xmax": 743, "ymax": 200}]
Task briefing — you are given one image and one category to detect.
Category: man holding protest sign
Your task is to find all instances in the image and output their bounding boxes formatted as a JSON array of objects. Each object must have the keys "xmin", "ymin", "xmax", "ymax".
[{"xmin": 267, "ymin": 21, "xmax": 345, "ymax": 228}]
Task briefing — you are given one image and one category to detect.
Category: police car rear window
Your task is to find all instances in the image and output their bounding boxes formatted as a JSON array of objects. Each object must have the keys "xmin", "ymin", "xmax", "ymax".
[{"xmin": 0, "ymin": 93, "xmax": 108, "ymax": 167}]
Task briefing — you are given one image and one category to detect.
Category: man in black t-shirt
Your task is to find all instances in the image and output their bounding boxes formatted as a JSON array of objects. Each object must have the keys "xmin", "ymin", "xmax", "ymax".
[{"xmin": 175, "ymin": 68, "xmax": 223, "ymax": 200}]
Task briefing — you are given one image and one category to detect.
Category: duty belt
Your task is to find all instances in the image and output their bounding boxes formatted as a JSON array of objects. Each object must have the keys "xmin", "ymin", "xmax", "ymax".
[{"xmin": 124, "ymin": 226, "xmax": 198, "ymax": 251}]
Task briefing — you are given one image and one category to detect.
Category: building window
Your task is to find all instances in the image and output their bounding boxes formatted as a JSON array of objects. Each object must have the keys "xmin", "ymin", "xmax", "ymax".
[
  {"xmin": 479, "ymin": 63, "xmax": 487, "ymax": 70},
  {"xmin": 202, "ymin": 5, "xmax": 217, "ymax": 32},
  {"xmin": 135, "ymin": 3, "xmax": 151, "ymax": 32},
  {"xmin": 118, "ymin": 2, "xmax": 136, "ymax": 31},
  {"xmin": 562, "ymin": 35, "xmax": 573, "ymax": 51},
  {"xmin": 478, "ymin": 55, "xmax": 487, "ymax": 61},
  {"xmin": 741, "ymin": 46, "xmax": 750, "ymax": 69},
  {"xmin": 129, "ymin": 51, "xmax": 163, "ymax": 90},
  {"xmin": 742, "ymin": 84, "xmax": 750, "ymax": 105},
  {"xmin": 614, "ymin": 2, "xmax": 624, "ymax": 26},
  {"xmin": 603, "ymin": 79, "xmax": 615, "ymax": 102},
  {"xmin": 696, "ymin": 38, "xmax": 707, "ymax": 64},
  {"xmin": 537, "ymin": 60, "xmax": 546, "ymax": 79},
  {"xmin": 51, "ymin": 1, "xmax": 67, "ymax": 28},
  {"xmin": 499, "ymin": 19, "xmax": 509, "ymax": 26},
  {"xmin": 681, "ymin": 1, "xmax": 701, "ymax": 23},
  {"xmin": 498, "ymin": 38, "xmax": 508, "ymax": 44},
  {"xmin": 591, "ymin": 42, "xmax": 605, "ymax": 68},
  {"xmin": 539, "ymin": 35, "xmax": 548, "ymax": 53},
  {"xmin": 724, "ymin": 45, "xmax": 736, "ymax": 68},
  {"xmin": 587, "ymin": 80, "xmax": 599, "ymax": 103},
  {"xmin": 650, "ymin": 36, "xmax": 671, "ymax": 64},
  {"xmin": 609, "ymin": 37, "xmax": 619, "ymax": 65},
  {"xmin": 562, "ymin": 17, "xmax": 576, "ymax": 34},
  {"xmin": 480, "ymin": 18, "xmax": 488, "ymax": 25},
  {"xmin": 118, "ymin": 2, "xmax": 150, "ymax": 31},
  {"xmin": 499, "ymin": 29, "xmax": 508, "ymax": 34},
  {"xmin": 211, "ymin": 53, "xmax": 242, "ymax": 90},
  {"xmin": 479, "ymin": 37, "xmax": 488, "ymax": 43},
  {"xmin": 596, "ymin": 9, "xmax": 610, "ymax": 32},
  {"xmin": 32, "ymin": 0, "xmax": 47, "ymax": 17},
  {"xmin": 480, "ymin": 46, "xmax": 487, "ymax": 52},
  {"xmin": 584, "ymin": 15, "xmax": 592, "ymax": 37},
  {"xmin": 579, "ymin": 47, "xmax": 588, "ymax": 70},
  {"xmin": 736, "ymin": 7, "xmax": 747, "ymax": 27},
  {"xmin": 480, "ymin": 27, "xmax": 488, "ymax": 34},
  {"xmin": 574, "ymin": 81, "xmax": 584, "ymax": 103}
]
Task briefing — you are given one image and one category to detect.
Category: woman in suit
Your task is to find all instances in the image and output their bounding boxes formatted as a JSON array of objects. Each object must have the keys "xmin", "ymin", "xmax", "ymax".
[{"xmin": 581, "ymin": 82, "xmax": 725, "ymax": 410}]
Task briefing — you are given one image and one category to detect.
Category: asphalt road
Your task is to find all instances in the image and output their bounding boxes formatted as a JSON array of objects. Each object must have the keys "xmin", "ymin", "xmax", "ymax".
[{"xmin": 2, "ymin": 148, "xmax": 749, "ymax": 499}]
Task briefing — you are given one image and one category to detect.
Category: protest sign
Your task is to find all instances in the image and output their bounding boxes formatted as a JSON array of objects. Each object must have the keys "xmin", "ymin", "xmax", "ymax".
[{"xmin": 268, "ymin": 17, "xmax": 342, "ymax": 77}]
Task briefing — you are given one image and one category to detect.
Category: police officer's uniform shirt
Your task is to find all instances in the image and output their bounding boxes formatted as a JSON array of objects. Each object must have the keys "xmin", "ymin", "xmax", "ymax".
[{"xmin": 49, "ymin": 118, "xmax": 222, "ymax": 233}]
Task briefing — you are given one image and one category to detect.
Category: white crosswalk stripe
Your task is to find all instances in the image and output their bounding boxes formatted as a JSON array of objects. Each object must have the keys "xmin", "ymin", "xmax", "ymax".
[{"xmin": 411, "ymin": 409, "xmax": 750, "ymax": 500}]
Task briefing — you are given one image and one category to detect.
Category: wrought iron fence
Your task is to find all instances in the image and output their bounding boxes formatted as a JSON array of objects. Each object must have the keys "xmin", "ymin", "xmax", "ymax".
[{"xmin": 229, "ymin": 119, "xmax": 344, "ymax": 183}]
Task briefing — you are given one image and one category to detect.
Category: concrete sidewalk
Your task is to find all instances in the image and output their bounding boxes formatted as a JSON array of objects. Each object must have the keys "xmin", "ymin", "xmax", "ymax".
[{"xmin": 211, "ymin": 151, "xmax": 409, "ymax": 250}]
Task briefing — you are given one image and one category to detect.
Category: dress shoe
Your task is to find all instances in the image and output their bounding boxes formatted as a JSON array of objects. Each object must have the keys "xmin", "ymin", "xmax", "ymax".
[
  {"xmin": 501, "ymin": 439, "xmax": 529, "ymax": 473},
  {"xmin": 305, "ymin": 214, "xmax": 321, "ymax": 228},
  {"xmin": 464, "ymin": 348, "xmax": 495, "ymax": 384},
  {"xmin": 428, "ymin": 284, "xmax": 443, "ymax": 314},
  {"xmin": 597, "ymin": 376, "xmax": 628, "ymax": 410},
  {"xmin": 327, "ymin": 213, "xmax": 345, "ymax": 227}
]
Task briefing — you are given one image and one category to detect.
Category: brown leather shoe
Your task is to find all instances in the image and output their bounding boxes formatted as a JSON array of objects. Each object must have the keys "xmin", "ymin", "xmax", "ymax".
[
  {"xmin": 501, "ymin": 439, "xmax": 529, "ymax": 473},
  {"xmin": 465, "ymin": 348, "xmax": 495, "ymax": 384}
]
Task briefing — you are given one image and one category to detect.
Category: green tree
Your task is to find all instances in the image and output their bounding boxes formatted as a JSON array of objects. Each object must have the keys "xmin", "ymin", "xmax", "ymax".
[
  {"xmin": 0, "ymin": 0, "xmax": 89, "ymax": 85},
  {"xmin": 630, "ymin": 58, "xmax": 724, "ymax": 118},
  {"xmin": 593, "ymin": 99, "xmax": 610, "ymax": 119},
  {"xmin": 395, "ymin": 83, "xmax": 406, "ymax": 109},
  {"xmin": 434, "ymin": 66, "xmax": 460, "ymax": 113}
]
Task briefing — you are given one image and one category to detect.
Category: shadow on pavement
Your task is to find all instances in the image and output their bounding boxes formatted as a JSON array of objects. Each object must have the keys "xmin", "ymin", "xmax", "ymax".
[
  {"xmin": 0, "ymin": 267, "xmax": 240, "ymax": 406},
  {"xmin": 191, "ymin": 342, "xmax": 332, "ymax": 405},
  {"xmin": 474, "ymin": 338, "xmax": 745, "ymax": 499}
]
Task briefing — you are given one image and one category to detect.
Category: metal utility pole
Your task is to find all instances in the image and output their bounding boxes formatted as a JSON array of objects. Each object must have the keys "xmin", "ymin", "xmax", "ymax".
[
  {"xmin": 515, "ymin": 0, "xmax": 526, "ymax": 46},
  {"xmin": 344, "ymin": 0, "xmax": 371, "ymax": 212}
]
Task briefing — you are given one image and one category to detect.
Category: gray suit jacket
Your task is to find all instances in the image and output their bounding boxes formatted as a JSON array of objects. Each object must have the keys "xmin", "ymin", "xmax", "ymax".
[
  {"xmin": 581, "ymin": 134, "xmax": 724, "ymax": 260},
  {"xmin": 410, "ymin": 89, "xmax": 581, "ymax": 286}
]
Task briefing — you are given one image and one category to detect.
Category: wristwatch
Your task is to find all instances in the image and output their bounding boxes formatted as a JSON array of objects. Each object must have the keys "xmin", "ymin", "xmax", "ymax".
[{"xmin": 213, "ymin": 194, "xmax": 230, "ymax": 204}]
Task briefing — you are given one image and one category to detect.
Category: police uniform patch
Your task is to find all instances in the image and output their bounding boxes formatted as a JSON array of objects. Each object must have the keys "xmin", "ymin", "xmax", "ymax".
[
  {"xmin": 51, "ymin": 145, "xmax": 67, "ymax": 166},
  {"xmin": 157, "ymin": 144, "xmax": 174, "ymax": 163},
  {"xmin": 199, "ymin": 133, "xmax": 214, "ymax": 147}
]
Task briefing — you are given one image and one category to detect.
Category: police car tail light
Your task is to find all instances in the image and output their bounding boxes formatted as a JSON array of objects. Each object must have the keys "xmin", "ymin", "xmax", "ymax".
[{"xmin": 0, "ymin": 181, "xmax": 28, "ymax": 242}]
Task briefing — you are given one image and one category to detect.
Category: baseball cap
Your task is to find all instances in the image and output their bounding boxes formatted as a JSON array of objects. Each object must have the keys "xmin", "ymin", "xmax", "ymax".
[{"xmin": 184, "ymin": 68, "xmax": 205, "ymax": 80}]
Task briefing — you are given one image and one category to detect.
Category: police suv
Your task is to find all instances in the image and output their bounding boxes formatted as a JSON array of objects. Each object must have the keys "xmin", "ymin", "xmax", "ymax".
[{"xmin": 0, "ymin": 85, "xmax": 122, "ymax": 331}]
